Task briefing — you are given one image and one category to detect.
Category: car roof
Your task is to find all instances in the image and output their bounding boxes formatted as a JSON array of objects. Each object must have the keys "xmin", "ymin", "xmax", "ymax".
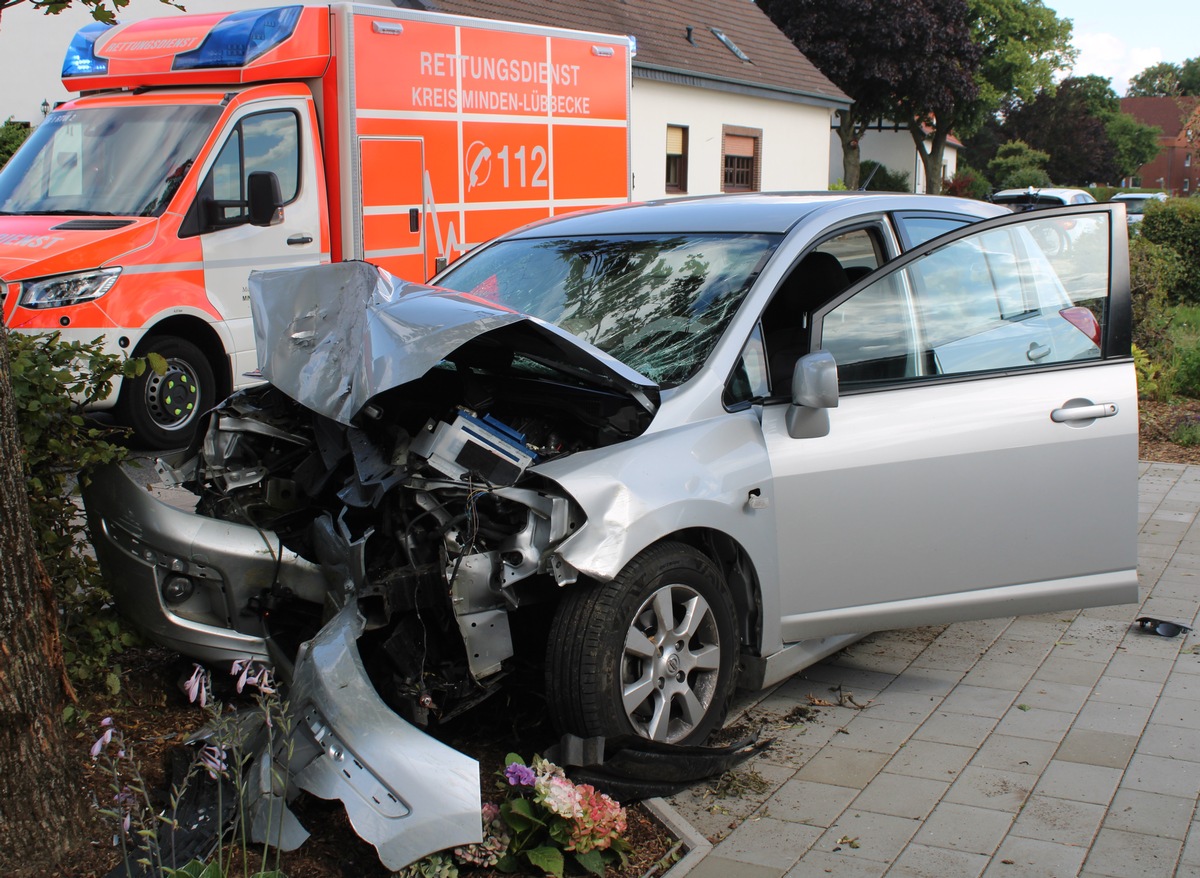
[
  {"xmin": 1110, "ymin": 191, "xmax": 1166, "ymax": 200},
  {"xmin": 498, "ymin": 192, "xmax": 1005, "ymax": 238}
]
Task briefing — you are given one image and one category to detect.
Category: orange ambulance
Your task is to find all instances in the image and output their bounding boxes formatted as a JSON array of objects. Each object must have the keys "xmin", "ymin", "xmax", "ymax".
[{"xmin": 0, "ymin": 3, "xmax": 631, "ymax": 447}]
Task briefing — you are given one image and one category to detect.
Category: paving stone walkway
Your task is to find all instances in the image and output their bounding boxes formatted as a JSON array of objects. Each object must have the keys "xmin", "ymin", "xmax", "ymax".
[{"xmin": 668, "ymin": 462, "xmax": 1200, "ymax": 878}]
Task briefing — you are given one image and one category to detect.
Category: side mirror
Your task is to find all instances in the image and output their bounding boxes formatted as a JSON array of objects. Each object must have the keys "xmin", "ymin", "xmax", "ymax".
[
  {"xmin": 785, "ymin": 351, "xmax": 838, "ymax": 439},
  {"xmin": 247, "ymin": 171, "xmax": 283, "ymax": 226}
]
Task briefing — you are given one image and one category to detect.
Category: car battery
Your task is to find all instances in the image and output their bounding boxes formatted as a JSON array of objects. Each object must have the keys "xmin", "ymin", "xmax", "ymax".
[{"xmin": 411, "ymin": 410, "xmax": 536, "ymax": 486}]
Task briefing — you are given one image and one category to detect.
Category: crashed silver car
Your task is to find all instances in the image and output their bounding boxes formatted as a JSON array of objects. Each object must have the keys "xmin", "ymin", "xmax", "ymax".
[{"xmin": 83, "ymin": 192, "xmax": 1139, "ymax": 868}]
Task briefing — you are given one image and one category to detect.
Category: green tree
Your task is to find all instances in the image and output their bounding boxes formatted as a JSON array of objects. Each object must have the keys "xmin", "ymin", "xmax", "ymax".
[
  {"xmin": 901, "ymin": 0, "xmax": 1075, "ymax": 194},
  {"xmin": 1180, "ymin": 58, "xmax": 1200, "ymax": 96},
  {"xmin": 0, "ymin": 0, "xmax": 180, "ymax": 25},
  {"xmin": 0, "ymin": 117, "xmax": 30, "ymax": 167},
  {"xmin": 757, "ymin": 0, "xmax": 976, "ymax": 190},
  {"xmin": 1106, "ymin": 112, "xmax": 1162, "ymax": 180},
  {"xmin": 1127, "ymin": 61, "xmax": 1183, "ymax": 97},
  {"xmin": 988, "ymin": 139, "xmax": 1051, "ymax": 188}
]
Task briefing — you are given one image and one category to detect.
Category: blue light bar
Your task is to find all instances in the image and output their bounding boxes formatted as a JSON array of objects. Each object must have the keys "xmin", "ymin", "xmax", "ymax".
[
  {"xmin": 173, "ymin": 5, "xmax": 302, "ymax": 71},
  {"xmin": 62, "ymin": 21, "xmax": 114, "ymax": 78}
]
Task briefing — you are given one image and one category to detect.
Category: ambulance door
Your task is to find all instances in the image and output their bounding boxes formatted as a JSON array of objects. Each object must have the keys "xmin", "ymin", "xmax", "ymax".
[
  {"xmin": 358, "ymin": 137, "xmax": 425, "ymax": 281},
  {"xmin": 194, "ymin": 99, "xmax": 325, "ymax": 387}
]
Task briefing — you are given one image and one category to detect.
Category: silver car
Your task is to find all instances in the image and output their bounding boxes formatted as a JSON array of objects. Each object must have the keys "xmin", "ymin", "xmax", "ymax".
[{"xmin": 82, "ymin": 192, "xmax": 1137, "ymax": 868}]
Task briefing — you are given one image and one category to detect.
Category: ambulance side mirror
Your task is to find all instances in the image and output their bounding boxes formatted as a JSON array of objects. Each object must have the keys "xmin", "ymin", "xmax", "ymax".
[{"xmin": 247, "ymin": 171, "xmax": 283, "ymax": 226}]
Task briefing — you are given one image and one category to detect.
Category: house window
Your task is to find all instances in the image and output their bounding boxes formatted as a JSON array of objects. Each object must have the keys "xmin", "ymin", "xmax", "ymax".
[
  {"xmin": 666, "ymin": 125, "xmax": 688, "ymax": 193},
  {"xmin": 722, "ymin": 126, "xmax": 761, "ymax": 193},
  {"xmin": 1186, "ymin": 178, "xmax": 1191, "ymax": 193},
  {"xmin": 1188, "ymin": 153, "xmax": 1194, "ymax": 168}
]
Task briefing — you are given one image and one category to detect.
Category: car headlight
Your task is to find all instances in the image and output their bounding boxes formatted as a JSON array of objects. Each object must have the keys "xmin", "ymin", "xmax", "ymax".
[{"xmin": 20, "ymin": 267, "xmax": 121, "ymax": 309}]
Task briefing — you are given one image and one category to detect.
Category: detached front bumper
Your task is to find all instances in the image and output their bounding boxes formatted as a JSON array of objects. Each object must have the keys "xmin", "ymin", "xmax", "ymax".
[
  {"xmin": 81, "ymin": 463, "xmax": 328, "ymax": 664},
  {"xmin": 257, "ymin": 602, "xmax": 482, "ymax": 869}
]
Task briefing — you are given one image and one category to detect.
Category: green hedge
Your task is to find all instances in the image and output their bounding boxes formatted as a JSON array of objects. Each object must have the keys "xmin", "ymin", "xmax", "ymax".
[
  {"xmin": 6, "ymin": 331, "xmax": 144, "ymax": 698},
  {"xmin": 1139, "ymin": 199, "xmax": 1200, "ymax": 304}
]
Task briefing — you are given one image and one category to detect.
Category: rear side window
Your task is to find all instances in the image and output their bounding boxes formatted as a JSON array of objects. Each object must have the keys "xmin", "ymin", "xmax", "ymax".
[{"xmin": 818, "ymin": 212, "xmax": 1110, "ymax": 390}]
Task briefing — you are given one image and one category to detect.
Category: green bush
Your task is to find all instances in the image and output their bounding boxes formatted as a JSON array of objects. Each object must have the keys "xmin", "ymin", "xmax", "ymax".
[
  {"xmin": 1172, "ymin": 344, "xmax": 1200, "ymax": 399},
  {"xmin": 1130, "ymin": 237, "xmax": 1184, "ymax": 364},
  {"xmin": 859, "ymin": 160, "xmax": 910, "ymax": 192},
  {"xmin": 1000, "ymin": 166, "xmax": 1053, "ymax": 189},
  {"xmin": 7, "ymin": 331, "xmax": 146, "ymax": 696},
  {"xmin": 1140, "ymin": 198, "xmax": 1200, "ymax": 303},
  {"xmin": 943, "ymin": 161, "xmax": 992, "ymax": 200}
]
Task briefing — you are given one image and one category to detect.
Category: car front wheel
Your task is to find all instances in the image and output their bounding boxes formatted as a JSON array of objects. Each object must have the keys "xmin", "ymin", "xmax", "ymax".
[{"xmin": 546, "ymin": 542, "xmax": 739, "ymax": 745}]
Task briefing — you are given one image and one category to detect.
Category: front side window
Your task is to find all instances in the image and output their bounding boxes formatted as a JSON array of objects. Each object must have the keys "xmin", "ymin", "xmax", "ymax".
[
  {"xmin": 204, "ymin": 110, "xmax": 300, "ymax": 225},
  {"xmin": 759, "ymin": 227, "xmax": 884, "ymax": 396},
  {"xmin": 818, "ymin": 213, "xmax": 1109, "ymax": 390},
  {"xmin": 435, "ymin": 232, "xmax": 781, "ymax": 387}
]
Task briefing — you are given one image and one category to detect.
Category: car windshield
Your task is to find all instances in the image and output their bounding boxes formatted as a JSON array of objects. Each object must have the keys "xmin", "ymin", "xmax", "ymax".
[
  {"xmin": 1113, "ymin": 196, "xmax": 1149, "ymax": 213},
  {"xmin": 0, "ymin": 104, "xmax": 221, "ymax": 217},
  {"xmin": 436, "ymin": 233, "xmax": 780, "ymax": 387}
]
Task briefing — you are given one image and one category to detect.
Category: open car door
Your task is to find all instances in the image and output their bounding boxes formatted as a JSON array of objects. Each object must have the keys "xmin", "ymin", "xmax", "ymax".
[{"xmin": 763, "ymin": 203, "xmax": 1137, "ymax": 641}]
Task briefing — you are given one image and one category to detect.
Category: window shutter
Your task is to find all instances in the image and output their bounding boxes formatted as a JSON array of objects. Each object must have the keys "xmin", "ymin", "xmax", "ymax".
[{"xmin": 666, "ymin": 126, "xmax": 684, "ymax": 156}]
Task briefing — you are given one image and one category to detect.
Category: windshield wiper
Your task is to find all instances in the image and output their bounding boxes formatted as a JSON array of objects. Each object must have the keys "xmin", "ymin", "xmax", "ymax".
[{"xmin": 35, "ymin": 209, "xmax": 121, "ymax": 217}]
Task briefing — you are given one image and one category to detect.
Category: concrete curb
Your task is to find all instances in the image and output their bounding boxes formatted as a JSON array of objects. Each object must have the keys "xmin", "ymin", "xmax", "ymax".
[{"xmin": 641, "ymin": 796, "xmax": 711, "ymax": 877}]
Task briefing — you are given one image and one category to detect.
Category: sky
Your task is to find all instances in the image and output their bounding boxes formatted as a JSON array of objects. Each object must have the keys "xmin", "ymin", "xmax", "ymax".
[{"xmin": 1044, "ymin": 0, "xmax": 1196, "ymax": 95}]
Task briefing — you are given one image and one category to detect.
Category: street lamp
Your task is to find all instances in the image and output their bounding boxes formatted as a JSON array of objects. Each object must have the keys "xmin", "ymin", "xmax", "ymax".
[{"xmin": 40, "ymin": 99, "xmax": 49, "ymax": 118}]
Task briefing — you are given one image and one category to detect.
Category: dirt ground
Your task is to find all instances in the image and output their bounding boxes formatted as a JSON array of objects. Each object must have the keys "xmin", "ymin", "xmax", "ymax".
[
  {"xmin": 1139, "ymin": 399, "xmax": 1200, "ymax": 465},
  {"xmin": 27, "ymin": 650, "xmax": 677, "ymax": 878}
]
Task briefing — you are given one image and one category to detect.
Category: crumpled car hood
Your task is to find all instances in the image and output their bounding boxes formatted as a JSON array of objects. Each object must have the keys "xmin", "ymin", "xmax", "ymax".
[{"xmin": 249, "ymin": 261, "xmax": 660, "ymax": 426}]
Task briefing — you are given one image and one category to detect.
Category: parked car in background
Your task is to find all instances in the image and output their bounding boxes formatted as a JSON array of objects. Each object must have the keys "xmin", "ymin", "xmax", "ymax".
[
  {"xmin": 1108, "ymin": 191, "xmax": 1168, "ymax": 223},
  {"xmin": 82, "ymin": 192, "xmax": 1138, "ymax": 871},
  {"xmin": 992, "ymin": 187, "xmax": 1098, "ymax": 211}
]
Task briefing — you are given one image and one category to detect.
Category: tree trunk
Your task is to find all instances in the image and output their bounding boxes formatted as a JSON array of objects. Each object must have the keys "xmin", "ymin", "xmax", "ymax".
[
  {"xmin": 908, "ymin": 120, "xmax": 950, "ymax": 195},
  {"xmin": 0, "ymin": 327, "xmax": 88, "ymax": 872},
  {"xmin": 836, "ymin": 109, "xmax": 863, "ymax": 189}
]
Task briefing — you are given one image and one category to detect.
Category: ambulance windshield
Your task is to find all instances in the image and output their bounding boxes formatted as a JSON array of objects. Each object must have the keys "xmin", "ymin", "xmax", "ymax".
[{"xmin": 0, "ymin": 103, "xmax": 220, "ymax": 218}]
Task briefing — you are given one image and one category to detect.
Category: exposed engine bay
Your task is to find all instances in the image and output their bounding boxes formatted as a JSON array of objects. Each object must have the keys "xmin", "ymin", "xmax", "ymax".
[{"xmin": 168, "ymin": 309, "xmax": 655, "ymax": 725}]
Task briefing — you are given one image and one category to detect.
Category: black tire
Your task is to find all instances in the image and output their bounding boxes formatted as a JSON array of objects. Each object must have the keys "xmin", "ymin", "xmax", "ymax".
[
  {"xmin": 546, "ymin": 542, "xmax": 739, "ymax": 745},
  {"xmin": 119, "ymin": 336, "xmax": 215, "ymax": 450}
]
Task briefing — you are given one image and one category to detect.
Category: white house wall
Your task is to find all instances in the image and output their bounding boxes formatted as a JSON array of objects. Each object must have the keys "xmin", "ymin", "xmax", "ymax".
[
  {"xmin": 828, "ymin": 128, "xmax": 959, "ymax": 193},
  {"xmin": 632, "ymin": 78, "xmax": 834, "ymax": 199}
]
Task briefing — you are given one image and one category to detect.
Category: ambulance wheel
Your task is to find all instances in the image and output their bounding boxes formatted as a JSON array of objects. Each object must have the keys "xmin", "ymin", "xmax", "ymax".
[{"xmin": 120, "ymin": 336, "xmax": 215, "ymax": 450}]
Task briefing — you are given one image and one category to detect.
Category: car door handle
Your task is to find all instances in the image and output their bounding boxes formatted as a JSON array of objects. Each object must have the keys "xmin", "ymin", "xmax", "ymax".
[
  {"xmin": 1051, "ymin": 402, "xmax": 1118, "ymax": 423},
  {"xmin": 1027, "ymin": 342, "xmax": 1051, "ymax": 361},
  {"xmin": 287, "ymin": 234, "xmax": 314, "ymax": 246}
]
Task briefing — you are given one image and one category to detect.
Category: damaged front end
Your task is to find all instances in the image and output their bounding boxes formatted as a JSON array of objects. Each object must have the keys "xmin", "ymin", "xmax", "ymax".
[{"xmin": 82, "ymin": 261, "xmax": 660, "ymax": 867}]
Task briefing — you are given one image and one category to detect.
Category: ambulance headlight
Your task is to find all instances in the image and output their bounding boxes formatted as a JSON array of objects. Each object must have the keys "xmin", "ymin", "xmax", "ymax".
[{"xmin": 20, "ymin": 268, "xmax": 121, "ymax": 309}]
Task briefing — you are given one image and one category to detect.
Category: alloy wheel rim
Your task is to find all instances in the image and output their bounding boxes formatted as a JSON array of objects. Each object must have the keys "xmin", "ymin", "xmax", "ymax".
[{"xmin": 621, "ymin": 583, "xmax": 721, "ymax": 743}]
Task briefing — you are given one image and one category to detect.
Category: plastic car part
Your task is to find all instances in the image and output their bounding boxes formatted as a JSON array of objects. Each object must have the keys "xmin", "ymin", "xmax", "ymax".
[
  {"xmin": 545, "ymin": 731, "xmax": 771, "ymax": 801},
  {"xmin": 249, "ymin": 602, "xmax": 483, "ymax": 870}
]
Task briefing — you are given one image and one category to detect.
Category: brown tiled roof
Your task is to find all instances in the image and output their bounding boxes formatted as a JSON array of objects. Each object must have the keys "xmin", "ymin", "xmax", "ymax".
[
  {"xmin": 1120, "ymin": 96, "xmax": 1200, "ymax": 139},
  {"xmin": 403, "ymin": 0, "xmax": 849, "ymax": 106}
]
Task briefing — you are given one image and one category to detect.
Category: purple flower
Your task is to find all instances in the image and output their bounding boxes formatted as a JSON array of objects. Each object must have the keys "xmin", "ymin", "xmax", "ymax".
[
  {"xmin": 90, "ymin": 727, "xmax": 113, "ymax": 758},
  {"xmin": 232, "ymin": 659, "xmax": 276, "ymax": 695},
  {"xmin": 505, "ymin": 763, "xmax": 536, "ymax": 787},
  {"xmin": 184, "ymin": 664, "xmax": 210, "ymax": 707}
]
